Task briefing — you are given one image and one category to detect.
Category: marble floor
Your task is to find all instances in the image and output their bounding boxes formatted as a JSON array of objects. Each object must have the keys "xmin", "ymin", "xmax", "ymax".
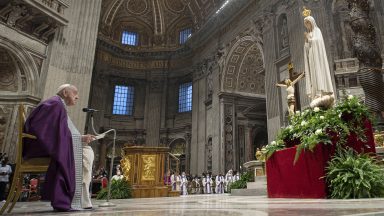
[{"xmin": 3, "ymin": 195, "xmax": 384, "ymax": 216}]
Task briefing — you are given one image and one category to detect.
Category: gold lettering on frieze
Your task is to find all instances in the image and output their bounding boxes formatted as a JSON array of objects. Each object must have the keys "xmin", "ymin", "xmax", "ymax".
[
  {"xmin": 141, "ymin": 154, "xmax": 156, "ymax": 181},
  {"xmin": 99, "ymin": 51, "xmax": 168, "ymax": 69}
]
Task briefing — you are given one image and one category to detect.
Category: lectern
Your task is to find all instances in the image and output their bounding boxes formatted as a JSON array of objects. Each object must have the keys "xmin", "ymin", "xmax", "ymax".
[{"xmin": 120, "ymin": 146, "xmax": 170, "ymax": 198}]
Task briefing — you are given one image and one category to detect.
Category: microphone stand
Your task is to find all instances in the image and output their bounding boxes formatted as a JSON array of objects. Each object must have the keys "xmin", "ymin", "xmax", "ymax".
[{"xmin": 89, "ymin": 112, "xmax": 116, "ymax": 207}]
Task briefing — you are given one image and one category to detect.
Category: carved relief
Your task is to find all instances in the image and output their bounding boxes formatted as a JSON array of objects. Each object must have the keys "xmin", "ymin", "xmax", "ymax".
[
  {"xmin": 141, "ymin": 154, "xmax": 156, "ymax": 181},
  {"xmin": 0, "ymin": 105, "xmax": 12, "ymax": 149},
  {"xmin": 165, "ymin": 0, "xmax": 186, "ymax": 13},
  {"xmin": 7, "ymin": 4, "xmax": 27, "ymax": 27},
  {"xmin": 0, "ymin": 1, "xmax": 66, "ymax": 42},
  {"xmin": 279, "ymin": 15, "xmax": 289, "ymax": 50},
  {"xmin": 333, "ymin": 0, "xmax": 353, "ymax": 58},
  {"xmin": 150, "ymin": 79, "xmax": 163, "ymax": 93},
  {"xmin": 206, "ymin": 137, "xmax": 212, "ymax": 172},
  {"xmin": 237, "ymin": 45, "xmax": 265, "ymax": 94},
  {"xmin": 224, "ymin": 104, "xmax": 234, "ymax": 171},
  {"xmin": 224, "ymin": 38, "xmax": 265, "ymax": 95},
  {"xmin": 126, "ymin": 0, "xmax": 149, "ymax": 15},
  {"xmin": 120, "ymin": 155, "xmax": 132, "ymax": 179},
  {"xmin": 0, "ymin": 48, "xmax": 18, "ymax": 92}
]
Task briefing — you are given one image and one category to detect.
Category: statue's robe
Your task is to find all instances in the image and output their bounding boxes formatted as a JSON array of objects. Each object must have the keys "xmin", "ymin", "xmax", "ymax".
[
  {"xmin": 23, "ymin": 96, "xmax": 82, "ymax": 211},
  {"xmin": 304, "ymin": 16, "xmax": 335, "ymax": 98}
]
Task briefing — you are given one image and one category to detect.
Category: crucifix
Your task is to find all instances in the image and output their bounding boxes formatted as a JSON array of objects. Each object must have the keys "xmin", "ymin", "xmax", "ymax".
[{"xmin": 276, "ymin": 62, "xmax": 305, "ymax": 116}]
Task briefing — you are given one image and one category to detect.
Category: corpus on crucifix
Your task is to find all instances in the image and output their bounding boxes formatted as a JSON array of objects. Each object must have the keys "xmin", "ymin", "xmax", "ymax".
[{"xmin": 276, "ymin": 62, "xmax": 305, "ymax": 116}]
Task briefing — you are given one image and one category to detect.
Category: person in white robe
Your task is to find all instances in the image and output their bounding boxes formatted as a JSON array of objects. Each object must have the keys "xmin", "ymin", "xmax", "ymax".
[
  {"xmin": 203, "ymin": 173, "xmax": 212, "ymax": 194},
  {"xmin": 111, "ymin": 169, "xmax": 124, "ymax": 181},
  {"xmin": 170, "ymin": 172, "xmax": 177, "ymax": 191},
  {"xmin": 233, "ymin": 171, "xmax": 240, "ymax": 182},
  {"xmin": 175, "ymin": 172, "xmax": 181, "ymax": 191},
  {"xmin": 303, "ymin": 12, "xmax": 335, "ymax": 102},
  {"xmin": 225, "ymin": 169, "xmax": 233, "ymax": 192},
  {"xmin": 215, "ymin": 174, "xmax": 225, "ymax": 194},
  {"xmin": 180, "ymin": 172, "xmax": 188, "ymax": 195},
  {"xmin": 82, "ymin": 144, "xmax": 94, "ymax": 209}
]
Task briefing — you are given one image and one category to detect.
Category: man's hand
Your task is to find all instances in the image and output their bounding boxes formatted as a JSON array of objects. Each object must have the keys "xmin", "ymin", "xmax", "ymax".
[{"xmin": 82, "ymin": 134, "xmax": 96, "ymax": 144}]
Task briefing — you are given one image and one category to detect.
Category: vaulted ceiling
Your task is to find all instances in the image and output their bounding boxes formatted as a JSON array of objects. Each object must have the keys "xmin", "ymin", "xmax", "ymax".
[{"xmin": 99, "ymin": 0, "xmax": 226, "ymax": 48}]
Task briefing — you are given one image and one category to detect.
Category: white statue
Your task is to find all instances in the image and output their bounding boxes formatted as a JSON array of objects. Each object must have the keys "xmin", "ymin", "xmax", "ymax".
[{"xmin": 303, "ymin": 7, "xmax": 335, "ymax": 107}]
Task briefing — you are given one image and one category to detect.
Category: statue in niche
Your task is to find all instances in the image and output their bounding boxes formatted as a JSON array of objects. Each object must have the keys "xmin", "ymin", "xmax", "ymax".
[
  {"xmin": 281, "ymin": 17, "xmax": 289, "ymax": 49},
  {"xmin": 207, "ymin": 72, "xmax": 213, "ymax": 97},
  {"xmin": 303, "ymin": 7, "xmax": 335, "ymax": 108},
  {"xmin": 216, "ymin": 44, "xmax": 227, "ymax": 73}
]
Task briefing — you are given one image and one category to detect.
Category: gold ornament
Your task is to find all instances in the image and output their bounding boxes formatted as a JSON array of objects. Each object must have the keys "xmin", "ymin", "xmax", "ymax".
[{"xmin": 302, "ymin": 6, "xmax": 311, "ymax": 17}]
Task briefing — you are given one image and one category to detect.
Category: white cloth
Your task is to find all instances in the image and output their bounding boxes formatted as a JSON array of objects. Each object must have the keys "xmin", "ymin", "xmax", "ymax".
[
  {"xmin": 225, "ymin": 172, "xmax": 233, "ymax": 192},
  {"xmin": 171, "ymin": 174, "xmax": 177, "ymax": 191},
  {"xmin": 233, "ymin": 174, "xmax": 240, "ymax": 182},
  {"xmin": 203, "ymin": 176, "xmax": 212, "ymax": 194},
  {"xmin": 180, "ymin": 175, "xmax": 188, "ymax": 195},
  {"xmin": 175, "ymin": 175, "xmax": 181, "ymax": 191},
  {"xmin": 304, "ymin": 16, "xmax": 334, "ymax": 99},
  {"xmin": 215, "ymin": 176, "xmax": 224, "ymax": 194},
  {"xmin": 82, "ymin": 146, "xmax": 94, "ymax": 208},
  {"xmin": 67, "ymin": 115, "xmax": 83, "ymax": 210}
]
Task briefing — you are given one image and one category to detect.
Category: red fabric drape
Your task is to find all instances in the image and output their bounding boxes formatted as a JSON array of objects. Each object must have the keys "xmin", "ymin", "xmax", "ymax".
[{"xmin": 266, "ymin": 120, "xmax": 376, "ymax": 198}]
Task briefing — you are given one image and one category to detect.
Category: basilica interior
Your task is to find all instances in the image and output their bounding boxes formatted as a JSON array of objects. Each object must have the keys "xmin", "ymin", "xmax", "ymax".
[{"xmin": 1, "ymin": 0, "xmax": 384, "ymax": 211}]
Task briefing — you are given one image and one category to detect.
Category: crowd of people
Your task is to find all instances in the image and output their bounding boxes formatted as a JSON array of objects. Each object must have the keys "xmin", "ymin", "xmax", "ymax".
[{"xmin": 164, "ymin": 169, "xmax": 240, "ymax": 195}]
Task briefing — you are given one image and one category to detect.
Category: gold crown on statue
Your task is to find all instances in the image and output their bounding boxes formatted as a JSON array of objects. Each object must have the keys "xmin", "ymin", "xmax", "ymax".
[{"xmin": 302, "ymin": 6, "xmax": 311, "ymax": 17}]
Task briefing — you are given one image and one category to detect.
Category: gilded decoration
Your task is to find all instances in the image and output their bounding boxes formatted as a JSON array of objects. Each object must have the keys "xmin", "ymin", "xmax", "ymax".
[
  {"xmin": 170, "ymin": 142, "xmax": 185, "ymax": 156},
  {"xmin": 120, "ymin": 155, "xmax": 132, "ymax": 179},
  {"xmin": 141, "ymin": 154, "xmax": 156, "ymax": 181}
]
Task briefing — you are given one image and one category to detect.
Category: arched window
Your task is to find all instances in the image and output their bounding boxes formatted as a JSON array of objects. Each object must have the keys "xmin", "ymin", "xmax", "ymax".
[
  {"xmin": 178, "ymin": 82, "xmax": 192, "ymax": 112},
  {"xmin": 112, "ymin": 85, "xmax": 134, "ymax": 115},
  {"xmin": 121, "ymin": 31, "xmax": 138, "ymax": 46},
  {"xmin": 179, "ymin": 28, "xmax": 192, "ymax": 44}
]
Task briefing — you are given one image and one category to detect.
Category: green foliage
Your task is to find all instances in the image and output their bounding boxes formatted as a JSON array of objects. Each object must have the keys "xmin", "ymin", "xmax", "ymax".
[
  {"xmin": 264, "ymin": 140, "xmax": 285, "ymax": 160},
  {"xmin": 96, "ymin": 179, "xmax": 132, "ymax": 200},
  {"xmin": 265, "ymin": 94, "xmax": 371, "ymax": 163},
  {"xmin": 230, "ymin": 172, "xmax": 253, "ymax": 190},
  {"xmin": 326, "ymin": 147, "xmax": 384, "ymax": 199}
]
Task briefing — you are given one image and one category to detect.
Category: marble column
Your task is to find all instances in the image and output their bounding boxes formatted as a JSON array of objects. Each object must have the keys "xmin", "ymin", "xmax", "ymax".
[{"xmin": 40, "ymin": 0, "xmax": 102, "ymax": 132}]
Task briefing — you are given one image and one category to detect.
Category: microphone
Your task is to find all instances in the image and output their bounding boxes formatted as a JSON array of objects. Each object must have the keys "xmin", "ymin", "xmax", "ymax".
[{"xmin": 82, "ymin": 108, "xmax": 100, "ymax": 113}]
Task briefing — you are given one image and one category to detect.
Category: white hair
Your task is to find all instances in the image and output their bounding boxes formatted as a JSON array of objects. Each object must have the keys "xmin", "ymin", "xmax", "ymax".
[{"xmin": 56, "ymin": 84, "xmax": 76, "ymax": 96}]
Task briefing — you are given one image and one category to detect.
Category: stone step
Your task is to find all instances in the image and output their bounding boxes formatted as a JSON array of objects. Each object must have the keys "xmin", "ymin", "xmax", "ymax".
[
  {"xmin": 231, "ymin": 176, "xmax": 267, "ymax": 196},
  {"xmin": 247, "ymin": 176, "xmax": 266, "ymax": 189},
  {"xmin": 230, "ymin": 188, "xmax": 267, "ymax": 196}
]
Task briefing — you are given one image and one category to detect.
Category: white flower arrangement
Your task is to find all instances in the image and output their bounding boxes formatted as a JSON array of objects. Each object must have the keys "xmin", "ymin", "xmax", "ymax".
[
  {"xmin": 314, "ymin": 107, "xmax": 320, "ymax": 112},
  {"xmin": 320, "ymin": 116, "xmax": 325, "ymax": 120},
  {"xmin": 301, "ymin": 121, "xmax": 307, "ymax": 126},
  {"xmin": 347, "ymin": 95, "xmax": 354, "ymax": 100},
  {"xmin": 271, "ymin": 141, "xmax": 276, "ymax": 145},
  {"xmin": 315, "ymin": 129, "xmax": 322, "ymax": 135}
]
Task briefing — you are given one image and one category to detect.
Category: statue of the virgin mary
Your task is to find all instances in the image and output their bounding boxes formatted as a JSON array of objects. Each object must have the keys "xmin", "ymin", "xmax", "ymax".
[{"xmin": 303, "ymin": 7, "xmax": 335, "ymax": 108}]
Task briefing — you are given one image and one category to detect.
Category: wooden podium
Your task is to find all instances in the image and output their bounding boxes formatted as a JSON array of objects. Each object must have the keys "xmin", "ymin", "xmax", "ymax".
[{"xmin": 120, "ymin": 146, "xmax": 171, "ymax": 198}]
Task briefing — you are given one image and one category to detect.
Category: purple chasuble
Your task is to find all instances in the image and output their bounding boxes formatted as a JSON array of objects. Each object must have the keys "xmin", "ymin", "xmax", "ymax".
[{"xmin": 23, "ymin": 96, "xmax": 75, "ymax": 211}]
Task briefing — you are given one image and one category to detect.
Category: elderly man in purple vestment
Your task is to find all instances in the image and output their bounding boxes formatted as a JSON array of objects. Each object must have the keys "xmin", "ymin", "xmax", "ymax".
[{"xmin": 23, "ymin": 84, "xmax": 95, "ymax": 211}]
